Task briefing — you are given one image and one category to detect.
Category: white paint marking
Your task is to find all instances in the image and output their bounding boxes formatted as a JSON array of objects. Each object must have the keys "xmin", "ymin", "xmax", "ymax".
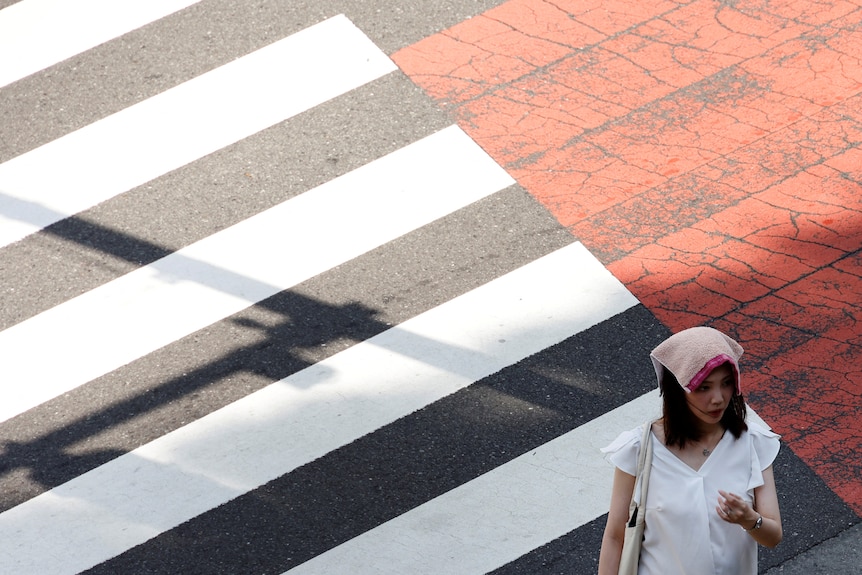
[
  {"xmin": 0, "ymin": 125, "xmax": 514, "ymax": 424},
  {"xmin": 0, "ymin": 0, "xmax": 202, "ymax": 88},
  {"xmin": 285, "ymin": 398, "xmax": 772, "ymax": 575},
  {"xmin": 285, "ymin": 391, "xmax": 661, "ymax": 575},
  {"xmin": 0, "ymin": 14, "xmax": 397, "ymax": 247},
  {"xmin": 0, "ymin": 242, "xmax": 639, "ymax": 574}
]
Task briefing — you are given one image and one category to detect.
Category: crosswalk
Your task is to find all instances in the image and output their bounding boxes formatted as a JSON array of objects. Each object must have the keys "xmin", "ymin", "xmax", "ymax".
[
  {"xmin": 283, "ymin": 391, "xmax": 661, "ymax": 575},
  {"xmin": 3, "ymin": 242, "xmax": 646, "ymax": 573},
  {"xmin": 0, "ymin": 124, "xmax": 516, "ymax": 422},
  {"xmin": 0, "ymin": 0, "xmax": 202, "ymax": 89},
  {"xmin": 0, "ymin": 3, "xmax": 676, "ymax": 573},
  {"xmin": 0, "ymin": 14, "xmax": 396, "ymax": 248}
]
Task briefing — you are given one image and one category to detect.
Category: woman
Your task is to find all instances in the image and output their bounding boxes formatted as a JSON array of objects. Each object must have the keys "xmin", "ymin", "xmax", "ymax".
[{"xmin": 598, "ymin": 327, "xmax": 782, "ymax": 575}]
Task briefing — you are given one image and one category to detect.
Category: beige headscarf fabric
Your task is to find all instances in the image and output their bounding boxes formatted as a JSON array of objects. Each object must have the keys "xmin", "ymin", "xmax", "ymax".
[{"xmin": 650, "ymin": 327, "xmax": 743, "ymax": 393}]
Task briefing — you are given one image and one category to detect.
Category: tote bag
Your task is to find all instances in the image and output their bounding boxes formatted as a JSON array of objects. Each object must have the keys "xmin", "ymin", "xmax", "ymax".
[{"xmin": 618, "ymin": 422, "xmax": 654, "ymax": 575}]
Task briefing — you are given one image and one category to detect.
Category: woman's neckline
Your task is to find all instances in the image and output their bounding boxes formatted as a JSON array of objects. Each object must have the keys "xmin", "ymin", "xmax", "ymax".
[{"xmin": 651, "ymin": 421, "xmax": 727, "ymax": 473}]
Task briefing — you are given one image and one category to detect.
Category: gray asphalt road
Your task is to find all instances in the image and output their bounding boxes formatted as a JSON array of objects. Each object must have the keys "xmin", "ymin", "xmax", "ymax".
[{"xmin": 0, "ymin": 1, "xmax": 857, "ymax": 573}]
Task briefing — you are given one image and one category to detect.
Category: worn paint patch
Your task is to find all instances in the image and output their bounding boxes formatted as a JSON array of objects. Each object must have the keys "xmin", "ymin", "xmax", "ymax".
[{"xmin": 393, "ymin": 0, "xmax": 862, "ymax": 514}]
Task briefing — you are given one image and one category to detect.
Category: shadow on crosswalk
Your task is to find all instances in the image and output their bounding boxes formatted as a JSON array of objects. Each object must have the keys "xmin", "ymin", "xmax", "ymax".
[{"xmin": 0, "ymin": 208, "xmax": 392, "ymax": 510}]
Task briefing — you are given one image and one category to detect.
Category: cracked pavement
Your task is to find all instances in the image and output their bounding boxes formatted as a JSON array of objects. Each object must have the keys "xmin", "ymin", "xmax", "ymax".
[{"xmin": 393, "ymin": 0, "xmax": 862, "ymax": 517}]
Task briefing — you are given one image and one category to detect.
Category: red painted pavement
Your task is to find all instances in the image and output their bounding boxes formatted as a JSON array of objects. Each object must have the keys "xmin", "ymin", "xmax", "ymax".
[{"xmin": 393, "ymin": 0, "xmax": 862, "ymax": 515}]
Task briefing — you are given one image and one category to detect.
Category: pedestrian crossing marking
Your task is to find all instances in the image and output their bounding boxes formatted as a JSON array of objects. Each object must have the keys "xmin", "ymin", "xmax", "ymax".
[
  {"xmin": 0, "ymin": 241, "xmax": 637, "ymax": 574},
  {"xmin": 3, "ymin": 3, "xmax": 846, "ymax": 573},
  {"xmin": 0, "ymin": 0, "xmax": 202, "ymax": 89},
  {"xmin": 0, "ymin": 14, "xmax": 396, "ymax": 248},
  {"xmin": 284, "ymin": 397, "xmax": 773, "ymax": 575},
  {"xmin": 0, "ymin": 125, "xmax": 513, "ymax": 424},
  {"xmin": 285, "ymin": 390, "xmax": 661, "ymax": 575}
]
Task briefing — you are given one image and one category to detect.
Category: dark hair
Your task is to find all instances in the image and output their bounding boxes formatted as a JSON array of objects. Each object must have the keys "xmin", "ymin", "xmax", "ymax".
[{"xmin": 660, "ymin": 364, "xmax": 747, "ymax": 448}]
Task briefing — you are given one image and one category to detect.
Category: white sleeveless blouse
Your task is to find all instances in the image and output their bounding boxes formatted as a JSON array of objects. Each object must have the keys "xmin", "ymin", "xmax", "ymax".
[{"xmin": 602, "ymin": 421, "xmax": 780, "ymax": 575}]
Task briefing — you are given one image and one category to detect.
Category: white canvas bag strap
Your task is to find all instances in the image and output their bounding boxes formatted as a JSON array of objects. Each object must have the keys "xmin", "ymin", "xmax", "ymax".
[{"xmin": 629, "ymin": 421, "xmax": 654, "ymax": 527}]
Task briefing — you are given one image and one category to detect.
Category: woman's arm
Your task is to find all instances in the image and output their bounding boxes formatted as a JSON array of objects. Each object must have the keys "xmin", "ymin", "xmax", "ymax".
[
  {"xmin": 750, "ymin": 465, "xmax": 783, "ymax": 547},
  {"xmin": 598, "ymin": 467, "xmax": 636, "ymax": 575},
  {"xmin": 717, "ymin": 465, "xmax": 783, "ymax": 548}
]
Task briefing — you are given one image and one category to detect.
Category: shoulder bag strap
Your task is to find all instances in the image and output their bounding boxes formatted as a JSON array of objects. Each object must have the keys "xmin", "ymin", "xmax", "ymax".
[{"xmin": 628, "ymin": 421, "xmax": 654, "ymax": 527}]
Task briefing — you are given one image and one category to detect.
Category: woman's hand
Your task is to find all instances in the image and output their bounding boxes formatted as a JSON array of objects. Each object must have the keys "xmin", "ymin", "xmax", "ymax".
[
  {"xmin": 716, "ymin": 490, "xmax": 758, "ymax": 528},
  {"xmin": 717, "ymin": 466, "xmax": 783, "ymax": 548}
]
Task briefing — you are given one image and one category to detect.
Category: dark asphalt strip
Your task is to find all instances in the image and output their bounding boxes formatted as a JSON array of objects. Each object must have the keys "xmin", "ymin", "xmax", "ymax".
[{"xmin": 82, "ymin": 305, "xmax": 668, "ymax": 574}]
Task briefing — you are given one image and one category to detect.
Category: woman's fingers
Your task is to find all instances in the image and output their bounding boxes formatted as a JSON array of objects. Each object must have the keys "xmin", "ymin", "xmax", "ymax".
[{"xmin": 717, "ymin": 491, "xmax": 750, "ymax": 524}]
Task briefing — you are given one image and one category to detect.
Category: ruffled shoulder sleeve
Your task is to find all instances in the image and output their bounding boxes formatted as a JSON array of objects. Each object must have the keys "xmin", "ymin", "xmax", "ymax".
[
  {"xmin": 600, "ymin": 426, "xmax": 643, "ymax": 476},
  {"xmin": 746, "ymin": 419, "xmax": 781, "ymax": 491}
]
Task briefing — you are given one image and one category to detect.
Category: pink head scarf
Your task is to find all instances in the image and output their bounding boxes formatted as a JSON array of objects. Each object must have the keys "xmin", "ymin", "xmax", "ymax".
[{"xmin": 650, "ymin": 327, "xmax": 743, "ymax": 393}]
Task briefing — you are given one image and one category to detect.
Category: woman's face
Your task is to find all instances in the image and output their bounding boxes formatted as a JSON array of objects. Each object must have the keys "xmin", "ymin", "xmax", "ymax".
[{"xmin": 686, "ymin": 363, "xmax": 735, "ymax": 426}]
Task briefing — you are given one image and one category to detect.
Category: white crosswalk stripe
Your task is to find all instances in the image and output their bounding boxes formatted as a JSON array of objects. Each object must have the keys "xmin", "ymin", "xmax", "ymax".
[
  {"xmin": 0, "ymin": 125, "xmax": 514, "ymax": 423},
  {"xmin": 286, "ymin": 398, "xmax": 780, "ymax": 575},
  {"xmin": 283, "ymin": 390, "xmax": 662, "ymax": 575},
  {"xmin": 0, "ymin": 5, "xmax": 665, "ymax": 574},
  {"xmin": 0, "ymin": 242, "xmax": 638, "ymax": 574},
  {"xmin": 0, "ymin": 0, "xmax": 203, "ymax": 89},
  {"xmin": 0, "ymin": 14, "xmax": 396, "ymax": 247}
]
